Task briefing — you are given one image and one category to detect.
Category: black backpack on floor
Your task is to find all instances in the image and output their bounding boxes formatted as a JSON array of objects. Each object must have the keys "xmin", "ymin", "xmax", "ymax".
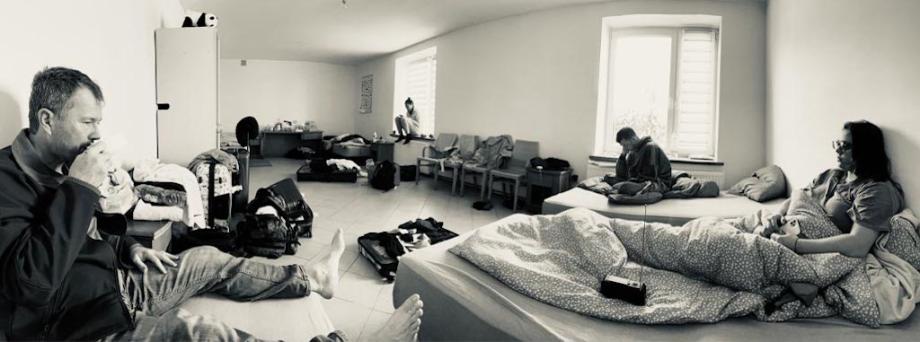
[
  {"xmin": 237, "ymin": 178, "xmax": 312, "ymax": 258},
  {"xmin": 370, "ymin": 160, "xmax": 399, "ymax": 191}
]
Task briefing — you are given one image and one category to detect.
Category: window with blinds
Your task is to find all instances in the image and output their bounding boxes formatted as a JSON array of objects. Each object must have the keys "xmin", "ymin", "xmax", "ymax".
[
  {"xmin": 596, "ymin": 26, "xmax": 720, "ymax": 159},
  {"xmin": 394, "ymin": 47, "xmax": 437, "ymax": 137}
]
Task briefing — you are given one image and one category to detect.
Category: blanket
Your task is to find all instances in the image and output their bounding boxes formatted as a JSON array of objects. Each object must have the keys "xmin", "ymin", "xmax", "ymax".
[
  {"xmin": 579, "ymin": 173, "xmax": 720, "ymax": 205},
  {"xmin": 450, "ymin": 206, "xmax": 887, "ymax": 326}
]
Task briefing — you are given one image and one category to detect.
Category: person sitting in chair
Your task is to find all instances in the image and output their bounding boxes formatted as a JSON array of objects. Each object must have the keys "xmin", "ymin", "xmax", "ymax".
[
  {"xmin": 0, "ymin": 67, "xmax": 424, "ymax": 341},
  {"xmin": 394, "ymin": 97, "xmax": 420, "ymax": 144},
  {"xmin": 605, "ymin": 127, "xmax": 673, "ymax": 195}
]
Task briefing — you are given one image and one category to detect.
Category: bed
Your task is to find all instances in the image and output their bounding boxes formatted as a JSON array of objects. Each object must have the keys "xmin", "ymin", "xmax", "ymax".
[
  {"xmin": 543, "ymin": 188, "xmax": 787, "ymax": 225},
  {"xmin": 393, "ymin": 216, "xmax": 920, "ymax": 341},
  {"xmin": 331, "ymin": 142, "xmax": 372, "ymax": 158},
  {"xmin": 178, "ymin": 255, "xmax": 336, "ymax": 341}
]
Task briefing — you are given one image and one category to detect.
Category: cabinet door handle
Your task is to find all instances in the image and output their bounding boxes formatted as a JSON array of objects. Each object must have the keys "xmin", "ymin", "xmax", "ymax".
[{"xmin": 157, "ymin": 103, "xmax": 170, "ymax": 110}]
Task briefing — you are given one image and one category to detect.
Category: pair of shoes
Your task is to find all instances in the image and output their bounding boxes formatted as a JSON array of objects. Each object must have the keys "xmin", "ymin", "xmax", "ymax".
[
  {"xmin": 395, "ymin": 136, "xmax": 405, "ymax": 143},
  {"xmin": 472, "ymin": 200, "xmax": 493, "ymax": 210},
  {"xmin": 403, "ymin": 137, "xmax": 412, "ymax": 145}
]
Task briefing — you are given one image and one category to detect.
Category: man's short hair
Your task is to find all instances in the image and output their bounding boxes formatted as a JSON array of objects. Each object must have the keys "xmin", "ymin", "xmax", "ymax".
[
  {"xmin": 615, "ymin": 127, "xmax": 637, "ymax": 143},
  {"xmin": 28, "ymin": 67, "xmax": 104, "ymax": 134},
  {"xmin": 405, "ymin": 97, "xmax": 414, "ymax": 105}
]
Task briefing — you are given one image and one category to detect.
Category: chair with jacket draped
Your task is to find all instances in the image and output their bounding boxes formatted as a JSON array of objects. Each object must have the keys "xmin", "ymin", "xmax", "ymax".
[{"xmin": 415, "ymin": 133, "xmax": 459, "ymax": 190}]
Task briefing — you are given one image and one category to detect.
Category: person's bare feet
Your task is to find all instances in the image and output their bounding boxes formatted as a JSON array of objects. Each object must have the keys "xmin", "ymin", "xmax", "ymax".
[
  {"xmin": 306, "ymin": 229, "xmax": 345, "ymax": 299},
  {"xmin": 373, "ymin": 294, "xmax": 424, "ymax": 342}
]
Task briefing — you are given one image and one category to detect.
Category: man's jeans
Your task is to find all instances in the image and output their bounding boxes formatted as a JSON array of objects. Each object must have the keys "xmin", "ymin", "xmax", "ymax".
[{"xmin": 101, "ymin": 246, "xmax": 344, "ymax": 342}]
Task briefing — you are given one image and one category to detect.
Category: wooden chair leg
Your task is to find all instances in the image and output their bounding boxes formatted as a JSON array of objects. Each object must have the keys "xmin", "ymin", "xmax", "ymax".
[
  {"xmin": 415, "ymin": 160, "xmax": 421, "ymax": 185},
  {"xmin": 450, "ymin": 168, "xmax": 458, "ymax": 195},
  {"xmin": 460, "ymin": 169, "xmax": 466, "ymax": 195},
  {"xmin": 513, "ymin": 179, "xmax": 520, "ymax": 211}
]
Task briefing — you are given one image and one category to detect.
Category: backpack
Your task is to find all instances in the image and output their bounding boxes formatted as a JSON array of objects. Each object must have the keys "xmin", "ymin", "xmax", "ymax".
[
  {"xmin": 237, "ymin": 179, "xmax": 313, "ymax": 258},
  {"xmin": 239, "ymin": 213, "xmax": 300, "ymax": 258},
  {"xmin": 370, "ymin": 160, "xmax": 399, "ymax": 191}
]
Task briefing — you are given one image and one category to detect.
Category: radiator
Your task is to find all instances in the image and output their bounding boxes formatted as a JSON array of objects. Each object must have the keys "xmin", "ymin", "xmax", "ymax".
[
  {"xmin": 587, "ymin": 161, "xmax": 725, "ymax": 189},
  {"xmin": 674, "ymin": 170, "xmax": 725, "ymax": 189}
]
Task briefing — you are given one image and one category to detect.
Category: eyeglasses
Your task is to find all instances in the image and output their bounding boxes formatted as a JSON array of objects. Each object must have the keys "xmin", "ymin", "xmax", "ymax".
[{"xmin": 832, "ymin": 140, "xmax": 852, "ymax": 151}]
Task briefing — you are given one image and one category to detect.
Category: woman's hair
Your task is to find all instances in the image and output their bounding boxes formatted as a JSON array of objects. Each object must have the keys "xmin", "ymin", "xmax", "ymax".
[{"xmin": 844, "ymin": 120, "xmax": 893, "ymax": 182}]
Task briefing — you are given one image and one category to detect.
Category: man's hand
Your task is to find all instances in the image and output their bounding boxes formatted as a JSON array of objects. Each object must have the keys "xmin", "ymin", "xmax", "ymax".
[
  {"xmin": 69, "ymin": 140, "xmax": 113, "ymax": 191},
  {"xmin": 770, "ymin": 232, "xmax": 798, "ymax": 252},
  {"xmin": 129, "ymin": 244, "xmax": 179, "ymax": 273}
]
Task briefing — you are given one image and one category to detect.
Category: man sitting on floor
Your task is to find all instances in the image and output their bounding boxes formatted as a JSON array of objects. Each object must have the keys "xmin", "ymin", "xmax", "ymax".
[
  {"xmin": 605, "ymin": 127, "xmax": 673, "ymax": 195},
  {"xmin": 0, "ymin": 67, "xmax": 423, "ymax": 341}
]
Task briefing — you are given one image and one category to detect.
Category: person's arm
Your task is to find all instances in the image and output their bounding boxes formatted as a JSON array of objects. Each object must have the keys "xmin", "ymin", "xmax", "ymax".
[
  {"xmin": 0, "ymin": 178, "xmax": 98, "ymax": 306},
  {"xmin": 773, "ymin": 224, "xmax": 878, "ymax": 258}
]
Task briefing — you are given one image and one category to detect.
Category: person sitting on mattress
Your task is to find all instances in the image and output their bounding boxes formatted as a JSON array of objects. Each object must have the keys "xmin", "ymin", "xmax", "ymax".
[
  {"xmin": 763, "ymin": 120, "xmax": 905, "ymax": 258},
  {"xmin": 604, "ymin": 127, "xmax": 673, "ymax": 195},
  {"xmin": 394, "ymin": 97, "xmax": 420, "ymax": 144},
  {"xmin": 0, "ymin": 67, "xmax": 424, "ymax": 342}
]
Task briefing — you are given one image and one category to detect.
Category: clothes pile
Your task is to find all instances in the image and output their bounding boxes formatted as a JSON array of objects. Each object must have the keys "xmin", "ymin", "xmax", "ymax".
[
  {"xmin": 358, "ymin": 217, "xmax": 458, "ymax": 281},
  {"xmin": 130, "ymin": 159, "xmax": 207, "ymax": 228}
]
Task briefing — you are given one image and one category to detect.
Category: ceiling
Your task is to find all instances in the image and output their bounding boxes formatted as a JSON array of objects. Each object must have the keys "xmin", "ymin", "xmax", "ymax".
[{"xmin": 181, "ymin": 0, "xmax": 608, "ymax": 65}]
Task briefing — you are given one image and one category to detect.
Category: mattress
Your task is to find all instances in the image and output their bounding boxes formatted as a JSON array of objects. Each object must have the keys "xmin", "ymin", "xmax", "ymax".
[
  {"xmin": 393, "ymin": 218, "xmax": 920, "ymax": 341},
  {"xmin": 543, "ymin": 188, "xmax": 786, "ymax": 225},
  {"xmin": 332, "ymin": 143, "xmax": 371, "ymax": 158},
  {"xmin": 178, "ymin": 255, "xmax": 335, "ymax": 341}
]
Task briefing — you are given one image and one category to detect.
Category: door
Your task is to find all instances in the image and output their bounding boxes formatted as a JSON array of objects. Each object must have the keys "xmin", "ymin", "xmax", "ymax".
[{"xmin": 155, "ymin": 28, "xmax": 218, "ymax": 165}]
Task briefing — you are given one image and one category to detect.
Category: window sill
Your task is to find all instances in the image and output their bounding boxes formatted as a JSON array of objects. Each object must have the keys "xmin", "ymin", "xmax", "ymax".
[
  {"xmin": 589, "ymin": 154, "xmax": 724, "ymax": 166},
  {"xmin": 389, "ymin": 133, "xmax": 435, "ymax": 142}
]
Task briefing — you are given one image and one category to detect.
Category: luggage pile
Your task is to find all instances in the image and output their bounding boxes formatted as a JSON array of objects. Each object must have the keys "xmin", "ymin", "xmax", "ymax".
[{"xmin": 358, "ymin": 217, "xmax": 458, "ymax": 281}]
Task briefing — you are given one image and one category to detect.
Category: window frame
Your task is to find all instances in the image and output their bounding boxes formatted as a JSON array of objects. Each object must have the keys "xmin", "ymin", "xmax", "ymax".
[
  {"xmin": 393, "ymin": 46, "xmax": 438, "ymax": 137},
  {"xmin": 594, "ymin": 15, "xmax": 722, "ymax": 160}
]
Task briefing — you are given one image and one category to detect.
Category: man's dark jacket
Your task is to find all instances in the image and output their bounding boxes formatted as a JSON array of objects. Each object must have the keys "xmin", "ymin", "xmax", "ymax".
[
  {"xmin": 0, "ymin": 130, "xmax": 137, "ymax": 340},
  {"xmin": 611, "ymin": 136, "xmax": 673, "ymax": 192}
]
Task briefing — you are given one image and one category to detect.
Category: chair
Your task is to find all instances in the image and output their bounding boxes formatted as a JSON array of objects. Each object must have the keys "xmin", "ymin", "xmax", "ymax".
[
  {"xmin": 446, "ymin": 134, "xmax": 481, "ymax": 195},
  {"xmin": 415, "ymin": 133, "xmax": 459, "ymax": 189},
  {"xmin": 487, "ymin": 140, "xmax": 539, "ymax": 211},
  {"xmin": 460, "ymin": 135, "xmax": 512, "ymax": 200}
]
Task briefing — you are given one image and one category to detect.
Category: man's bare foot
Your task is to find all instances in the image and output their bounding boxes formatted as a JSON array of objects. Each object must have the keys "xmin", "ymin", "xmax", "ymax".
[
  {"xmin": 306, "ymin": 229, "xmax": 345, "ymax": 299},
  {"xmin": 374, "ymin": 294, "xmax": 424, "ymax": 342}
]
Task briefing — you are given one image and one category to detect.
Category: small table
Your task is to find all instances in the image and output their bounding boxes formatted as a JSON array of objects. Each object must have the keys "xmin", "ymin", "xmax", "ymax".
[
  {"xmin": 371, "ymin": 141, "xmax": 395, "ymax": 162},
  {"xmin": 526, "ymin": 167, "xmax": 574, "ymax": 210},
  {"xmin": 258, "ymin": 131, "xmax": 323, "ymax": 157},
  {"xmin": 127, "ymin": 220, "xmax": 173, "ymax": 251}
]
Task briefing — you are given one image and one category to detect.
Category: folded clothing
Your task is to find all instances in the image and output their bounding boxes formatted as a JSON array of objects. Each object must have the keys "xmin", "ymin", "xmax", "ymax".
[
  {"xmin": 133, "ymin": 160, "xmax": 206, "ymax": 228},
  {"xmin": 135, "ymin": 184, "xmax": 187, "ymax": 207},
  {"xmin": 132, "ymin": 200, "xmax": 184, "ymax": 222}
]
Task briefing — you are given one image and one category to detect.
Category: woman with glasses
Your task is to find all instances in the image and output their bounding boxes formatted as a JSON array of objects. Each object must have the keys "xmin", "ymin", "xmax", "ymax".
[{"xmin": 760, "ymin": 120, "xmax": 905, "ymax": 258}]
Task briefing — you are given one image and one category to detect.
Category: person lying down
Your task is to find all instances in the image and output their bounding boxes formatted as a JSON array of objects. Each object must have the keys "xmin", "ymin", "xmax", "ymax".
[{"xmin": 451, "ymin": 120, "xmax": 918, "ymax": 327}]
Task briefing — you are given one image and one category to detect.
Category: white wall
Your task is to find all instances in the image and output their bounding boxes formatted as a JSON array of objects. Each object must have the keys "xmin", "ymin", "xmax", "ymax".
[
  {"xmin": 220, "ymin": 59, "xmax": 357, "ymax": 135},
  {"xmin": 0, "ymin": 0, "xmax": 163, "ymax": 159},
  {"xmin": 355, "ymin": 0, "xmax": 767, "ymax": 182},
  {"xmin": 767, "ymin": 0, "xmax": 920, "ymax": 212}
]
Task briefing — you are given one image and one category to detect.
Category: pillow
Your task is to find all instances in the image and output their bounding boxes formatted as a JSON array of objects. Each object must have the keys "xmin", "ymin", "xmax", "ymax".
[
  {"xmin": 728, "ymin": 165, "xmax": 787, "ymax": 202},
  {"xmin": 882, "ymin": 209, "xmax": 920, "ymax": 271}
]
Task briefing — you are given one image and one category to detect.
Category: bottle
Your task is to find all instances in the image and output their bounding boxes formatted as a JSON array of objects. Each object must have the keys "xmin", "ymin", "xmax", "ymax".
[{"xmin": 365, "ymin": 159, "xmax": 375, "ymax": 174}]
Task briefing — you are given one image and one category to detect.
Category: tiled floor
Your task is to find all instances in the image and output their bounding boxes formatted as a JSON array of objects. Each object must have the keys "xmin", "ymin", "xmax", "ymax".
[{"xmin": 248, "ymin": 158, "xmax": 517, "ymax": 340}]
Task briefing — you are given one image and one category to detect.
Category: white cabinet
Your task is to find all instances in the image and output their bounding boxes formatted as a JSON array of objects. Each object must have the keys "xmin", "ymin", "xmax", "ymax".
[{"xmin": 155, "ymin": 28, "xmax": 219, "ymax": 166}]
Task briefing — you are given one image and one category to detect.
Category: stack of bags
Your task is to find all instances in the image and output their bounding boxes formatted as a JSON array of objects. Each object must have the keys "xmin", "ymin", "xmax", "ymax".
[{"xmin": 130, "ymin": 160, "xmax": 206, "ymax": 229}]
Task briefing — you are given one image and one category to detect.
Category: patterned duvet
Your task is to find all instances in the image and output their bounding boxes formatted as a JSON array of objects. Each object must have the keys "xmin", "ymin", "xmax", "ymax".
[{"xmin": 450, "ymin": 205, "xmax": 897, "ymax": 327}]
